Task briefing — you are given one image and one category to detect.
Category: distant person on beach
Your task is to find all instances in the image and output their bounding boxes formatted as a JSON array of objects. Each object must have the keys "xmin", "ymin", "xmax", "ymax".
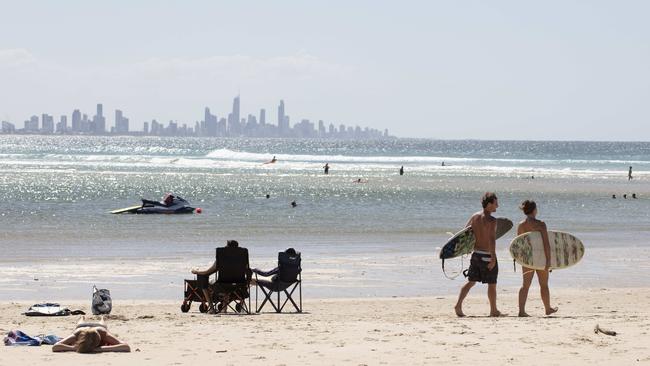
[
  {"xmin": 324, "ymin": 163, "xmax": 329, "ymax": 175},
  {"xmin": 442, "ymin": 161, "xmax": 446, "ymax": 167},
  {"xmin": 454, "ymin": 192, "xmax": 501, "ymax": 317},
  {"xmin": 291, "ymin": 200, "xmax": 297, "ymax": 208},
  {"xmin": 399, "ymin": 166, "xmax": 404, "ymax": 176},
  {"xmin": 516, "ymin": 200, "xmax": 558, "ymax": 317},
  {"xmin": 623, "ymin": 194, "xmax": 627, "ymax": 199},
  {"xmin": 633, "ymin": 193, "xmax": 637, "ymax": 199},
  {"xmin": 612, "ymin": 194, "xmax": 616, "ymax": 199},
  {"xmin": 52, "ymin": 316, "xmax": 130, "ymax": 353},
  {"xmin": 266, "ymin": 194, "xmax": 270, "ymax": 199},
  {"xmin": 629, "ymin": 166, "xmax": 633, "ymax": 180}
]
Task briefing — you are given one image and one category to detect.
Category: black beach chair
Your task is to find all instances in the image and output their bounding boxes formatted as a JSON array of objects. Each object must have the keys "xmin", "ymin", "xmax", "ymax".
[
  {"xmin": 253, "ymin": 249, "xmax": 302, "ymax": 313},
  {"xmin": 211, "ymin": 246, "xmax": 252, "ymax": 314}
]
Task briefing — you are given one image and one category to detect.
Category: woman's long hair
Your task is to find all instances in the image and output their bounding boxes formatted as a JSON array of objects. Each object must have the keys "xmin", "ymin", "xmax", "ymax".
[{"xmin": 75, "ymin": 329, "xmax": 101, "ymax": 353}]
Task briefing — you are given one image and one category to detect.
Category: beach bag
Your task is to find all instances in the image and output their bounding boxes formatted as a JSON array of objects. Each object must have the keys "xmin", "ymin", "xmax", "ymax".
[{"xmin": 91, "ymin": 285, "xmax": 112, "ymax": 315}]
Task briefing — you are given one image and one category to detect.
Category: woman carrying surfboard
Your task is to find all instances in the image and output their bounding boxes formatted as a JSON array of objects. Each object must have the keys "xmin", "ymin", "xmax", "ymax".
[{"xmin": 516, "ymin": 200, "xmax": 558, "ymax": 317}]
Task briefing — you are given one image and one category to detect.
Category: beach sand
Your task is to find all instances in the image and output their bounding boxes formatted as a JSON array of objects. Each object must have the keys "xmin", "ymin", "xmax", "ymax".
[{"xmin": 2, "ymin": 288, "xmax": 649, "ymax": 365}]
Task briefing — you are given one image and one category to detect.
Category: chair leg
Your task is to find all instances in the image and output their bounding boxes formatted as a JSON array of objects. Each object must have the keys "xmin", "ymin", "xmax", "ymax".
[
  {"xmin": 280, "ymin": 282, "xmax": 301, "ymax": 312},
  {"xmin": 257, "ymin": 286, "xmax": 279, "ymax": 313}
]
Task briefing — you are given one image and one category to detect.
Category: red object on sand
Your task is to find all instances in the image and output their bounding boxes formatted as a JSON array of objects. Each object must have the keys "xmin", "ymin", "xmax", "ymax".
[{"xmin": 195, "ymin": 208, "xmax": 202, "ymax": 214}]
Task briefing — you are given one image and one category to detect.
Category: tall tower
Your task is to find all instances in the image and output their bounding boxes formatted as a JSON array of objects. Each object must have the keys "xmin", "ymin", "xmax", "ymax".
[
  {"xmin": 278, "ymin": 100, "xmax": 285, "ymax": 132},
  {"xmin": 232, "ymin": 95, "xmax": 240, "ymax": 130},
  {"xmin": 259, "ymin": 108, "xmax": 266, "ymax": 125},
  {"xmin": 71, "ymin": 109, "xmax": 81, "ymax": 132}
]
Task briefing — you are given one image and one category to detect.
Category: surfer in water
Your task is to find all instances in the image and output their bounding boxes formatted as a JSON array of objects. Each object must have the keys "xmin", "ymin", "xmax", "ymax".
[
  {"xmin": 454, "ymin": 192, "xmax": 501, "ymax": 317},
  {"xmin": 516, "ymin": 200, "xmax": 558, "ymax": 317}
]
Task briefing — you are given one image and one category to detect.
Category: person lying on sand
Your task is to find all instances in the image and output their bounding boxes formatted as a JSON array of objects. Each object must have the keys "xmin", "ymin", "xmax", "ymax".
[
  {"xmin": 454, "ymin": 192, "xmax": 502, "ymax": 317},
  {"xmin": 52, "ymin": 316, "xmax": 130, "ymax": 353},
  {"xmin": 516, "ymin": 200, "xmax": 558, "ymax": 317}
]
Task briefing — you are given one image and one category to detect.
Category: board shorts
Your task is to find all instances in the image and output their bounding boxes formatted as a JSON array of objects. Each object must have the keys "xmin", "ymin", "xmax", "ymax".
[{"xmin": 466, "ymin": 251, "xmax": 498, "ymax": 284}]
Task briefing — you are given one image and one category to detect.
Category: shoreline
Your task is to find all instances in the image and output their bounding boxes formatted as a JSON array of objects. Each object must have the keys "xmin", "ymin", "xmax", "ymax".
[{"xmin": 2, "ymin": 288, "xmax": 649, "ymax": 365}]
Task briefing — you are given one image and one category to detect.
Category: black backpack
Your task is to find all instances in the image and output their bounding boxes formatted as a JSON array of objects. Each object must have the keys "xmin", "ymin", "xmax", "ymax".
[{"xmin": 91, "ymin": 285, "xmax": 112, "ymax": 315}]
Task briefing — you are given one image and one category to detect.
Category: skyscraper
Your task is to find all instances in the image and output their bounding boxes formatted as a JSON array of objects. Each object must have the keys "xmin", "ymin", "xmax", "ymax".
[
  {"xmin": 56, "ymin": 115, "xmax": 67, "ymax": 133},
  {"xmin": 93, "ymin": 103, "xmax": 106, "ymax": 134},
  {"xmin": 278, "ymin": 100, "xmax": 289, "ymax": 134},
  {"xmin": 204, "ymin": 107, "xmax": 217, "ymax": 136},
  {"xmin": 41, "ymin": 114, "xmax": 54, "ymax": 133},
  {"xmin": 115, "ymin": 109, "xmax": 129, "ymax": 134},
  {"xmin": 259, "ymin": 108, "xmax": 266, "ymax": 126},
  {"xmin": 71, "ymin": 109, "xmax": 81, "ymax": 132}
]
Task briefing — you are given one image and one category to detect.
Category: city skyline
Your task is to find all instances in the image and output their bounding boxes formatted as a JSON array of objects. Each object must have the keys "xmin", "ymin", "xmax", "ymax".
[
  {"xmin": 1, "ymin": 95, "xmax": 390, "ymax": 139},
  {"xmin": 2, "ymin": 2, "xmax": 650, "ymax": 140}
]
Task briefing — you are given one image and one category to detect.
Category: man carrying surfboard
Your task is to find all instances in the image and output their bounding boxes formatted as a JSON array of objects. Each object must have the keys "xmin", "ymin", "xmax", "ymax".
[
  {"xmin": 454, "ymin": 192, "xmax": 502, "ymax": 317},
  {"xmin": 516, "ymin": 200, "xmax": 558, "ymax": 317}
]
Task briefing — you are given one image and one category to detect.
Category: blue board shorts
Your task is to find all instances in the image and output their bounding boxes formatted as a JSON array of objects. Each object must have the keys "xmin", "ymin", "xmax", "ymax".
[{"xmin": 466, "ymin": 251, "xmax": 498, "ymax": 284}]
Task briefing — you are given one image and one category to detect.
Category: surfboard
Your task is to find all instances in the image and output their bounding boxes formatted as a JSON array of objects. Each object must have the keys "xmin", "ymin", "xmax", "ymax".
[
  {"xmin": 110, "ymin": 205, "xmax": 142, "ymax": 214},
  {"xmin": 509, "ymin": 230, "xmax": 584, "ymax": 270},
  {"xmin": 439, "ymin": 217, "xmax": 513, "ymax": 260}
]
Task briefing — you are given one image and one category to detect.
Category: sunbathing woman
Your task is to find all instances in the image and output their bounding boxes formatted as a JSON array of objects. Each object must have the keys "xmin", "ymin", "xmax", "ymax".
[{"xmin": 52, "ymin": 316, "xmax": 130, "ymax": 353}]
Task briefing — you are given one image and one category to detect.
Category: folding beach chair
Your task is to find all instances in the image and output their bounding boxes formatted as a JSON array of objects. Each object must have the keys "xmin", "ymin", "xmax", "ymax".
[
  {"xmin": 253, "ymin": 249, "xmax": 302, "ymax": 313},
  {"xmin": 211, "ymin": 246, "xmax": 252, "ymax": 314}
]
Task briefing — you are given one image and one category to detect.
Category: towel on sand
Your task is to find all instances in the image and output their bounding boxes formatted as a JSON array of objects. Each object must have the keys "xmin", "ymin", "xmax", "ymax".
[
  {"xmin": 4, "ymin": 330, "xmax": 61, "ymax": 346},
  {"xmin": 23, "ymin": 303, "xmax": 85, "ymax": 317}
]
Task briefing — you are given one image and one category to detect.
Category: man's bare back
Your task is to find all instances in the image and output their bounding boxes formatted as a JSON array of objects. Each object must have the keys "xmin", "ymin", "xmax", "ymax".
[{"xmin": 468, "ymin": 212, "xmax": 497, "ymax": 253}]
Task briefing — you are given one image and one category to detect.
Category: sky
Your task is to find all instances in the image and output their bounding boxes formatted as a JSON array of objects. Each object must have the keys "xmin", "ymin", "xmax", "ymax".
[{"xmin": 1, "ymin": 0, "xmax": 649, "ymax": 140}]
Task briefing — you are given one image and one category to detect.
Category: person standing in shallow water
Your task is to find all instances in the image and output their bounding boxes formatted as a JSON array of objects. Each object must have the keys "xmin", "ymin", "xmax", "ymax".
[
  {"xmin": 629, "ymin": 166, "xmax": 633, "ymax": 180},
  {"xmin": 399, "ymin": 166, "xmax": 404, "ymax": 176},
  {"xmin": 323, "ymin": 163, "xmax": 329, "ymax": 175},
  {"xmin": 516, "ymin": 200, "xmax": 558, "ymax": 317},
  {"xmin": 454, "ymin": 192, "xmax": 501, "ymax": 317}
]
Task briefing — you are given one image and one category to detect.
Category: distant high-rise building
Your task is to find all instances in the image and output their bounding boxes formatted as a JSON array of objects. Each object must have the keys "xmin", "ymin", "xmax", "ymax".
[
  {"xmin": 115, "ymin": 109, "xmax": 129, "ymax": 134},
  {"xmin": 232, "ymin": 95, "xmax": 240, "ymax": 126},
  {"xmin": 329, "ymin": 123, "xmax": 336, "ymax": 135},
  {"xmin": 143, "ymin": 121, "xmax": 149, "ymax": 134},
  {"xmin": 259, "ymin": 108, "xmax": 266, "ymax": 126},
  {"xmin": 25, "ymin": 115, "xmax": 39, "ymax": 132},
  {"xmin": 71, "ymin": 109, "xmax": 81, "ymax": 132},
  {"xmin": 318, "ymin": 120, "xmax": 326, "ymax": 137},
  {"xmin": 81, "ymin": 113, "xmax": 90, "ymax": 133},
  {"xmin": 204, "ymin": 107, "xmax": 217, "ymax": 136},
  {"xmin": 56, "ymin": 115, "xmax": 67, "ymax": 133},
  {"xmin": 93, "ymin": 103, "xmax": 106, "ymax": 134},
  {"xmin": 2, "ymin": 121, "xmax": 15, "ymax": 133},
  {"xmin": 278, "ymin": 100, "xmax": 287, "ymax": 133},
  {"xmin": 41, "ymin": 114, "xmax": 54, "ymax": 133}
]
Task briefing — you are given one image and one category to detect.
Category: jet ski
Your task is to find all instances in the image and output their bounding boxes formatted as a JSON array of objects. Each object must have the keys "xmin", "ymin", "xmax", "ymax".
[{"xmin": 111, "ymin": 196, "xmax": 200, "ymax": 214}]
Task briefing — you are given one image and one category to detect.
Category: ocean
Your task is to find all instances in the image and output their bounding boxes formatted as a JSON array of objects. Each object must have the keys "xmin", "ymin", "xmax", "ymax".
[{"xmin": 0, "ymin": 135, "xmax": 648, "ymax": 301}]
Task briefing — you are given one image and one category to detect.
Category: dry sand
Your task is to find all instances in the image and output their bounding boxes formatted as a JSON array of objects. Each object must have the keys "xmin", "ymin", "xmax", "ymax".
[{"xmin": 2, "ymin": 287, "xmax": 650, "ymax": 365}]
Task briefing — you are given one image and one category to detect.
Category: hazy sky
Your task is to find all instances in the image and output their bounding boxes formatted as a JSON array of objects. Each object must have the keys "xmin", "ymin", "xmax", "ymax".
[{"xmin": 1, "ymin": 1, "xmax": 649, "ymax": 140}]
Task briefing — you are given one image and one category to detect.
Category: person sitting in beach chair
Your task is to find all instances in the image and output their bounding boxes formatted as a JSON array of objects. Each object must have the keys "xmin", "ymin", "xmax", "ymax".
[
  {"xmin": 191, "ymin": 240, "xmax": 252, "ymax": 314},
  {"xmin": 251, "ymin": 248, "xmax": 302, "ymax": 313},
  {"xmin": 52, "ymin": 316, "xmax": 130, "ymax": 353}
]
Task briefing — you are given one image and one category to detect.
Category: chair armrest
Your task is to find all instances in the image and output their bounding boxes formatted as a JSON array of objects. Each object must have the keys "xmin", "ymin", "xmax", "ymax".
[{"xmin": 251, "ymin": 267, "xmax": 278, "ymax": 277}]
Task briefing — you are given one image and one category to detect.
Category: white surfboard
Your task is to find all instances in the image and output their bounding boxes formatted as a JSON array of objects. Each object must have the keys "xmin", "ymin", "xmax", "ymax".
[{"xmin": 509, "ymin": 230, "xmax": 585, "ymax": 270}]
